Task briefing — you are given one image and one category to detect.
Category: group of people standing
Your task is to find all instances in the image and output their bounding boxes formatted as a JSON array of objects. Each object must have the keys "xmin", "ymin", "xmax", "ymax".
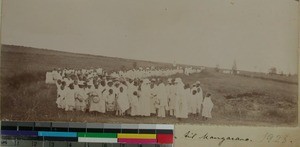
[{"xmin": 46, "ymin": 67, "xmax": 214, "ymax": 120}]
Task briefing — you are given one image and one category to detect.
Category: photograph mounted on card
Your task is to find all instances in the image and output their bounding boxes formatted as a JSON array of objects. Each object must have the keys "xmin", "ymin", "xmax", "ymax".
[{"xmin": 1, "ymin": 0, "xmax": 298, "ymax": 126}]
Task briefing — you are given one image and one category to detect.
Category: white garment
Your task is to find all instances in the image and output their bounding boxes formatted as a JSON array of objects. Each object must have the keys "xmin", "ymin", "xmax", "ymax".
[
  {"xmin": 56, "ymin": 88, "xmax": 66, "ymax": 109},
  {"xmin": 196, "ymin": 87, "xmax": 204, "ymax": 114},
  {"xmin": 150, "ymin": 86, "xmax": 157, "ymax": 114},
  {"xmin": 175, "ymin": 83, "xmax": 188, "ymax": 118},
  {"xmin": 167, "ymin": 85, "xmax": 176, "ymax": 113},
  {"xmin": 45, "ymin": 72, "xmax": 55, "ymax": 84},
  {"xmin": 139, "ymin": 84, "xmax": 151, "ymax": 116},
  {"xmin": 75, "ymin": 88, "xmax": 87, "ymax": 111},
  {"xmin": 130, "ymin": 94, "xmax": 139, "ymax": 116},
  {"xmin": 190, "ymin": 89, "xmax": 197, "ymax": 114},
  {"xmin": 157, "ymin": 83, "xmax": 167, "ymax": 117},
  {"xmin": 106, "ymin": 94, "xmax": 116, "ymax": 111},
  {"xmin": 65, "ymin": 88, "xmax": 76, "ymax": 110},
  {"xmin": 202, "ymin": 97, "xmax": 214, "ymax": 118},
  {"xmin": 116, "ymin": 90, "xmax": 130, "ymax": 113},
  {"xmin": 88, "ymin": 88, "xmax": 103, "ymax": 113}
]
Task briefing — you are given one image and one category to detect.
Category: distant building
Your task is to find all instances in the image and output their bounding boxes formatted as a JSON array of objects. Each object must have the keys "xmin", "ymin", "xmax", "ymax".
[{"xmin": 222, "ymin": 69, "xmax": 240, "ymax": 75}]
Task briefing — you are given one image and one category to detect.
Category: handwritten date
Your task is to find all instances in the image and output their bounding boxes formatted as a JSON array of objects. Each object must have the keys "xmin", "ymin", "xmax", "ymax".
[{"xmin": 259, "ymin": 133, "xmax": 293, "ymax": 144}]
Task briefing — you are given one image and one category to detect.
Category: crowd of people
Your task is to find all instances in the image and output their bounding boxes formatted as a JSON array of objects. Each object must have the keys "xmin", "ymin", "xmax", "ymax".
[{"xmin": 45, "ymin": 67, "xmax": 214, "ymax": 119}]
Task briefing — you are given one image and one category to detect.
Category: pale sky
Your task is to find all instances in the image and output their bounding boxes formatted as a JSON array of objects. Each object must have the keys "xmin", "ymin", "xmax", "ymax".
[{"xmin": 1, "ymin": 0, "xmax": 299, "ymax": 74}]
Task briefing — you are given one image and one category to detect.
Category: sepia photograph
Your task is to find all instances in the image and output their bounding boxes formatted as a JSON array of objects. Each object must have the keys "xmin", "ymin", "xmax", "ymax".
[{"xmin": 1, "ymin": 0, "xmax": 298, "ymax": 126}]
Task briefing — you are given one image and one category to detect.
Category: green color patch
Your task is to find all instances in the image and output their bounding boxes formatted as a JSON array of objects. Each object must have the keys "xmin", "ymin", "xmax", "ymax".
[{"xmin": 77, "ymin": 133, "xmax": 117, "ymax": 138}]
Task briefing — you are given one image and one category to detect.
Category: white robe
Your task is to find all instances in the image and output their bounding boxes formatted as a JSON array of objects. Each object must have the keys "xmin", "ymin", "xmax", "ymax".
[
  {"xmin": 94, "ymin": 86, "xmax": 107, "ymax": 113},
  {"xmin": 56, "ymin": 88, "xmax": 66, "ymax": 109},
  {"xmin": 150, "ymin": 86, "xmax": 157, "ymax": 114},
  {"xmin": 89, "ymin": 88, "xmax": 103, "ymax": 113},
  {"xmin": 65, "ymin": 88, "xmax": 76, "ymax": 110},
  {"xmin": 202, "ymin": 97, "xmax": 214, "ymax": 118},
  {"xmin": 116, "ymin": 91, "xmax": 130, "ymax": 113},
  {"xmin": 75, "ymin": 88, "xmax": 87, "ymax": 111},
  {"xmin": 130, "ymin": 94, "xmax": 139, "ymax": 116},
  {"xmin": 196, "ymin": 88, "xmax": 204, "ymax": 114},
  {"xmin": 106, "ymin": 94, "xmax": 116, "ymax": 111},
  {"xmin": 139, "ymin": 84, "xmax": 151, "ymax": 116},
  {"xmin": 190, "ymin": 88, "xmax": 197, "ymax": 114},
  {"xmin": 127, "ymin": 84, "xmax": 138, "ymax": 115},
  {"xmin": 167, "ymin": 85, "xmax": 176, "ymax": 112},
  {"xmin": 175, "ymin": 84, "xmax": 188, "ymax": 118},
  {"xmin": 45, "ymin": 72, "xmax": 55, "ymax": 84},
  {"xmin": 157, "ymin": 83, "xmax": 168, "ymax": 117}
]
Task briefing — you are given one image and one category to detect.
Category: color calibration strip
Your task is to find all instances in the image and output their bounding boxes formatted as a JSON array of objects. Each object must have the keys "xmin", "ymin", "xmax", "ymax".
[{"xmin": 0, "ymin": 122, "xmax": 174, "ymax": 144}]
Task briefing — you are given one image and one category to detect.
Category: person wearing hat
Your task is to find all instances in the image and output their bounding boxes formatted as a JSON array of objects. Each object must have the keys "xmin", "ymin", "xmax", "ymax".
[
  {"xmin": 65, "ymin": 83, "xmax": 76, "ymax": 111},
  {"xmin": 139, "ymin": 78, "xmax": 151, "ymax": 116},
  {"xmin": 75, "ymin": 81, "xmax": 87, "ymax": 111},
  {"xmin": 103, "ymin": 79, "xmax": 114, "ymax": 98},
  {"xmin": 202, "ymin": 93, "xmax": 214, "ymax": 120}
]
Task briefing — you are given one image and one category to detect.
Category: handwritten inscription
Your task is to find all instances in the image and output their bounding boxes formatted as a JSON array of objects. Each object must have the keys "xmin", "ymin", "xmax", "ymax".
[
  {"xmin": 184, "ymin": 131, "xmax": 252, "ymax": 146},
  {"xmin": 182, "ymin": 131, "xmax": 295, "ymax": 146}
]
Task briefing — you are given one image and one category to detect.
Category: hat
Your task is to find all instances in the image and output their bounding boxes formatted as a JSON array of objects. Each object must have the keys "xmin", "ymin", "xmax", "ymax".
[
  {"xmin": 78, "ymin": 81, "xmax": 85, "ymax": 85},
  {"xmin": 195, "ymin": 81, "xmax": 201, "ymax": 85},
  {"xmin": 143, "ymin": 79, "xmax": 150, "ymax": 84},
  {"xmin": 175, "ymin": 78, "xmax": 182, "ymax": 83},
  {"xmin": 87, "ymin": 81, "xmax": 93, "ymax": 86}
]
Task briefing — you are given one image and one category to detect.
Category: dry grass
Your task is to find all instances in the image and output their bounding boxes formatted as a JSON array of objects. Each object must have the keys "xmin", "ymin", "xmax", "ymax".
[{"xmin": 1, "ymin": 45, "xmax": 298, "ymax": 126}]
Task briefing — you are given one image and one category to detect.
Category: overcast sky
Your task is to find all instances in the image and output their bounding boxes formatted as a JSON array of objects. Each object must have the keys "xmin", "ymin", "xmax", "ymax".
[{"xmin": 1, "ymin": 0, "xmax": 298, "ymax": 74}]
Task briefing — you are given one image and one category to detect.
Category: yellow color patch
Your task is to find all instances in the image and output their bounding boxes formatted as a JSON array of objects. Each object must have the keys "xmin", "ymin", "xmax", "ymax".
[{"xmin": 117, "ymin": 134, "xmax": 156, "ymax": 139}]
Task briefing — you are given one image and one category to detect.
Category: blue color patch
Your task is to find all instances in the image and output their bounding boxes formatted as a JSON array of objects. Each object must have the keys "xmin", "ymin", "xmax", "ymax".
[{"xmin": 38, "ymin": 131, "xmax": 77, "ymax": 137}]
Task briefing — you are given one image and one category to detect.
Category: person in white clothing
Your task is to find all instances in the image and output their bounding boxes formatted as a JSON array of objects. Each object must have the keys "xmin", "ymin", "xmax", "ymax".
[
  {"xmin": 149, "ymin": 80, "xmax": 157, "ymax": 115},
  {"xmin": 156, "ymin": 80, "xmax": 168, "ymax": 117},
  {"xmin": 174, "ymin": 78, "xmax": 188, "ymax": 119},
  {"xmin": 202, "ymin": 93, "xmax": 214, "ymax": 120},
  {"xmin": 166, "ymin": 79, "xmax": 176, "ymax": 116},
  {"xmin": 106, "ymin": 89, "xmax": 116, "ymax": 112},
  {"xmin": 75, "ymin": 82, "xmax": 87, "ymax": 111},
  {"xmin": 190, "ymin": 87, "xmax": 198, "ymax": 115},
  {"xmin": 65, "ymin": 83, "xmax": 76, "ymax": 111},
  {"xmin": 89, "ymin": 84, "xmax": 104, "ymax": 113},
  {"xmin": 95, "ymin": 81, "xmax": 107, "ymax": 113},
  {"xmin": 130, "ymin": 91, "xmax": 139, "ymax": 116},
  {"xmin": 196, "ymin": 85, "xmax": 204, "ymax": 115},
  {"xmin": 139, "ymin": 79, "xmax": 151, "ymax": 116},
  {"xmin": 56, "ymin": 83, "xmax": 67, "ymax": 109},
  {"xmin": 116, "ymin": 86, "xmax": 130, "ymax": 116}
]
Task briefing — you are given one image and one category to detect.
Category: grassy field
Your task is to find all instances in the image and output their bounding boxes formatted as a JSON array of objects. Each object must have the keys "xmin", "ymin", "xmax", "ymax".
[{"xmin": 1, "ymin": 45, "xmax": 298, "ymax": 126}]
